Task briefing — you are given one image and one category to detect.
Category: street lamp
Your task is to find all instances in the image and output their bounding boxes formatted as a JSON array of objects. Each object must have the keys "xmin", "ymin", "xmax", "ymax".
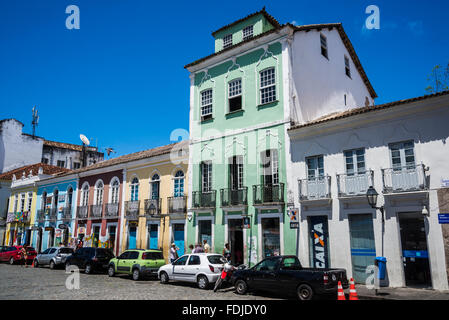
[{"xmin": 366, "ymin": 186, "xmax": 384, "ymax": 223}]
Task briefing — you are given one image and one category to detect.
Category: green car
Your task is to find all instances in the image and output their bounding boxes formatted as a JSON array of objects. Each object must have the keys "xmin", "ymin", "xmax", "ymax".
[{"xmin": 108, "ymin": 249, "xmax": 165, "ymax": 280}]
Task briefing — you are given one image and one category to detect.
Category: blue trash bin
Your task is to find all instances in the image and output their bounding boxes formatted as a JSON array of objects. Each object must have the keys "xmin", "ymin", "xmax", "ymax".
[{"xmin": 375, "ymin": 257, "xmax": 387, "ymax": 280}]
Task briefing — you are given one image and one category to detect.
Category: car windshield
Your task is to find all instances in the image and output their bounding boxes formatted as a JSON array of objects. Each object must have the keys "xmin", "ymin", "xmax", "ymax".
[
  {"xmin": 142, "ymin": 252, "xmax": 164, "ymax": 260},
  {"xmin": 59, "ymin": 248, "xmax": 74, "ymax": 254},
  {"xmin": 207, "ymin": 255, "xmax": 224, "ymax": 264}
]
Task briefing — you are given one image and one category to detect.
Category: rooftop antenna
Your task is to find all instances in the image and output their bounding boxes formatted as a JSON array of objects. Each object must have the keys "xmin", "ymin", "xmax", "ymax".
[
  {"xmin": 31, "ymin": 106, "xmax": 39, "ymax": 138},
  {"xmin": 79, "ymin": 134, "xmax": 90, "ymax": 168}
]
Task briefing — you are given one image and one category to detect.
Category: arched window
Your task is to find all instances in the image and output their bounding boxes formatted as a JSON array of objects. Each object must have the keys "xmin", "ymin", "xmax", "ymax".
[
  {"xmin": 53, "ymin": 189, "xmax": 59, "ymax": 208},
  {"xmin": 67, "ymin": 187, "xmax": 73, "ymax": 207},
  {"xmin": 94, "ymin": 180, "xmax": 104, "ymax": 205},
  {"xmin": 130, "ymin": 177, "xmax": 139, "ymax": 201},
  {"xmin": 151, "ymin": 174, "xmax": 160, "ymax": 200},
  {"xmin": 174, "ymin": 170, "xmax": 184, "ymax": 198},
  {"xmin": 110, "ymin": 178, "xmax": 120, "ymax": 204},
  {"xmin": 41, "ymin": 192, "xmax": 47, "ymax": 210},
  {"xmin": 81, "ymin": 183, "xmax": 89, "ymax": 206}
]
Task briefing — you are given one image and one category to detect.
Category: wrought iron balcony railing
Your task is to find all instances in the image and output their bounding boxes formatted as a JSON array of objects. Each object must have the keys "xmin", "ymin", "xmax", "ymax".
[
  {"xmin": 125, "ymin": 200, "xmax": 140, "ymax": 220},
  {"xmin": 337, "ymin": 170, "xmax": 374, "ymax": 197},
  {"xmin": 298, "ymin": 176, "xmax": 331, "ymax": 201},
  {"xmin": 105, "ymin": 203, "xmax": 120, "ymax": 218},
  {"xmin": 76, "ymin": 205, "xmax": 89, "ymax": 219},
  {"xmin": 382, "ymin": 164, "xmax": 428, "ymax": 193},
  {"xmin": 192, "ymin": 190, "xmax": 216, "ymax": 209},
  {"xmin": 168, "ymin": 196, "xmax": 187, "ymax": 214},
  {"xmin": 253, "ymin": 183, "xmax": 285, "ymax": 205},
  {"xmin": 144, "ymin": 199, "xmax": 162, "ymax": 217},
  {"xmin": 90, "ymin": 204, "xmax": 103, "ymax": 218},
  {"xmin": 220, "ymin": 187, "xmax": 248, "ymax": 207},
  {"xmin": 61, "ymin": 207, "xmax": 73, "ymax": 220}
]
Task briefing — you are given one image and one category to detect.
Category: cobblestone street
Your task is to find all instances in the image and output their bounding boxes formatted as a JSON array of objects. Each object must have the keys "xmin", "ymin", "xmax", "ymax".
[{"xmin": 0, "ymin": 264, "xmax": 282, "ymax": 300}]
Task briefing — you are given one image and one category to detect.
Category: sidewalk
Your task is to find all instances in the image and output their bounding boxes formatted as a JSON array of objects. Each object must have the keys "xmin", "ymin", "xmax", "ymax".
[{"xmin": 354, "ymin": 284, "xmax": 449, "ymax": 300}]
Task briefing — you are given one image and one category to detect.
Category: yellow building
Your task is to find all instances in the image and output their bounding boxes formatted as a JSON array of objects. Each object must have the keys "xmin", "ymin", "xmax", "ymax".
[{"xmin": 120, "ymin": 141, "xmax": 188, "ymax": 261}]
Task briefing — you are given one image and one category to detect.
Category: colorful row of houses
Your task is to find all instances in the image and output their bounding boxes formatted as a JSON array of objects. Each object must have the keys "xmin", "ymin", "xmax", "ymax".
[{"xmin": 2, "ymin": 8, "xmax": 449, "ymax": 291}]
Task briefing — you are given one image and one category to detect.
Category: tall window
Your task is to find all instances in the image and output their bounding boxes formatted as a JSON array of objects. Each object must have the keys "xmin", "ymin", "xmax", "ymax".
[
  {"xmin": 260, "ymin": 68, "xmax": 276, "ymax": 104},
  {"xmin": 320, "ymin": 33, "xmax": 328, "ymax": 59},
  {"xmin": 151, "ymin": 174, "xmax": 160, "ymax": 200},
  {"xmin": 229, "ymin": 156, "xmax": 244, "ymax": 190},
  {"xmin": 94, "ymin": 181, "xmax": 104, "ymax": 205},
  {"xmin": 261, "ymin": 150, "xmax": 279, "ymax": 185},
  {"xmin": 13, "ymin": 194, "xmax": 18, "ymax": 212},
  {"xmin": 130, "ymin": 177, "xmax": 139, "ymax": 201},
  {"xmin": 344, "ymin": 55, "xmax": 351, "ymax": 78},
  {"xmin": 27, "ymin": 192, "xmax": 33, "ymax": 212},
  {"xmin": 174, "ymin": 170, "xmax": 185, "ymax": 197},
  {"xmin": 223, "ymin": 34, "xmax": 233, "ymax": 49},
  {"xmin": 306, "ymin": 155, "xmax": 324, "ymax": 180},
  {"xmin": 242, "ymin": 25, "xmax": 253, "ymax": 41},
  {"xmin": 228, "ymin": 79, "xmax": 242, "ymax": 112},
  {"xmin": 20, "ymin": 193, "xmax": 26, "ymax": 212},
  {"xmin": 57, "ymin": 160, "xmax": 65, "ymax": 168},
  {"xmin": 41, "ymin": 192, "xmax": 47, "ymax": 210},
  {"xmin": 67, "ymin": 187, "xmax": 73, "ymax": 207},
  {"xmin": 344, "ymin": 149, "xmax": 366, "ymax": 175},
  {"xmin": 110, "ymin": 179, "xmax": 119, "ymax": 204},
  {"xmin": 201, "ymin": 89, "xmax": 213, "ymax": 120},
  {"xmin": 81, "ymin": 184, "xmax": 89, "ymax": 206},
  {"xmin": 390, "ymin": 141, "xmax": 415, "ymax": 170},
  {"xmin": 201, "ymin": 162, "xmax": 212, "ymax": 193}
]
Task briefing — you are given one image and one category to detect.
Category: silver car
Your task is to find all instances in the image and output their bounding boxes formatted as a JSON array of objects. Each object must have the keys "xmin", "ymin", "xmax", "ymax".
[
  {"xmin": 35, "ymin": 247, "xmax": 74, "ymax": 269},
  {"xmin": 158, "ymin": 253, "xmax": 225, "ymax": 289}
]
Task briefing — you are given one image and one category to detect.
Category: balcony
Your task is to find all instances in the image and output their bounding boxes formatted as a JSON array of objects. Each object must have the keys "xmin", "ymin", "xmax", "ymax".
[
  {"xmin": 337, "ymin": 170, "xmax": 374, "ymax": 197},
  {"xmin": 90, "ymin": 204, "xmax": 103, "ymax": 219},
  {"xmin": 192, "ymin": 191, "xmax": 216, "ymax": 209},
  {"xmin": 144, "ymin": 199, "xmax": 162, "ymax": 217},
  {"xmin": 48, "ymin": 208, "xmax": 58, "ymax": 221},
  {"xmin": 220, "ymin": 187, "xmax": 248, "ymax": 207},
  {"xmin": 253, "ymin": 183, "xmax": 285, "ymax": 205},
  {"xmin": 382, "ymin": 164, "xmax": 428, "ymax": 193},
  {"xmin": 76, "ymin": 205, "xmax": 89, "ymax": 219},
  {"xmin": 168, "ymin": 196, "xmax": 187, "ymax": 214},
  {"xmin": 105, "ymin": 203, "xmax": 120, "ymax": 218},
  {"xmin": 299, "ymin": 176, "xmax": 331, "ymax": 201},
  {"xmin": 61, "ymin": 207, "xmax": 72, "ymax": 220},
  {"xmin": 125, "ymin": 200, "xmax": 140, "ymax": 220}
]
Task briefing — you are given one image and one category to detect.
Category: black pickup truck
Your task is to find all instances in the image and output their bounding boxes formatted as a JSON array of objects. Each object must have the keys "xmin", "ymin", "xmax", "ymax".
[{"xmin": 231, "ymin": 255, "xmax": 349, "ymax": 300}]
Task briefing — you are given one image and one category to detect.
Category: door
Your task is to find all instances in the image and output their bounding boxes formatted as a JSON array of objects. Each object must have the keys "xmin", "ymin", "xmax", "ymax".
[
  {"xmin": 148, "ymin": 224, "xmax": 158, "ymax": 250},
  {"xmin": 128, "ymin": 226, "xmax": 137, "ymax": 249},
  {"xmin": 37, "ymin": 228, "xmax": 43, "ymax": 253},
  {"xmin": 184, "ymin": 255, "xmax": 201, "ymax": 282},
  {"xmin": 228, "ymin": 219, "xmax": 244, "ymax": 265},
  {"xmin": 173, "ymin": 224, "xmax": 185, "ymax": 256},
  {"xmin": 309, "ymin": 215, "xmax": 330, "ymax": 268},
  {"xmin": 261, "ymin": 217, "xmax": 280, "ymax": 258},
  {"xmin": 399, "ymin": 212, "xmax": 432, "ymax": 288},
  {"xmin": 251, "ymin": 258, "xmax": 280, "ymax": 291},
  {"xmin": 349, "ymin": 214, "xmax": 376, "ymax": 283},
  {"xmin": 116, "ymin": 251, "xmax": 130, "ymax": 272},
  {"xmin": 198, "ymin": 220, "xmax": 212, "ymax": 252},
  {"xmin": 92, "ymin": 226, "xmax": 101, "ymax": 248},
  {"xmin": 48, "ymin": 228, "xmax": 55, "ymax": 248},
  {"xmin": 172, "ymin": 255, "xmax": 189, "ymax": 280}
]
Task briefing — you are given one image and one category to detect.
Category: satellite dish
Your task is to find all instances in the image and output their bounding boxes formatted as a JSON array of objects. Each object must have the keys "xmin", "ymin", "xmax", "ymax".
[{"xmin": 79, "ymin": 134, "xmax": 90, "ymax": 146}]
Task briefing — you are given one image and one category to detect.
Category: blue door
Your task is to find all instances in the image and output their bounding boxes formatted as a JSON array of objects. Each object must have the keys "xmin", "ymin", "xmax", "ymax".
[
  {"xmin": 128, "ymin": 226, "xmax": 137, "ymax": 249},
  {"xmin": 173, "ymin": 224, "xmax": 185, "ymax": 256},
  {"xmin": 149, "ymin": 224, "xmax": 158, "ymax": 250}
]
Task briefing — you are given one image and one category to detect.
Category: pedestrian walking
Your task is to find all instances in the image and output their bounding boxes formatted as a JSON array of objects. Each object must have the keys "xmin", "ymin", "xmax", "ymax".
[
  {"xmin": 193, "ymin": 243, "xmax": 204, "ymax": 253},
  {"xmin": 223, "ymin": 243, "xmax": 231, "ymax": 262},
  {"xmin": 170, "ymin": 243, "xmax": 179, "ymax": 263},
  {"xmin": 203, "ymin": 239, "xmax": 210, "ymax": 253},
  {"xmin": 20, "ymin": 245, "xmax": 28, "ymax": 268}
]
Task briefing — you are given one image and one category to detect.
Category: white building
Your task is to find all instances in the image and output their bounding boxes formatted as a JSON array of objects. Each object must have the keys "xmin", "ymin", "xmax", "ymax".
[{"xmin": 287, "ymin": 91, "xmax": 449, "ymax": 290}]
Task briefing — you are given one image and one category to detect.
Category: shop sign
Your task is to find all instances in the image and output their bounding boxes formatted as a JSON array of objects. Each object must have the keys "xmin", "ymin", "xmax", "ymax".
[
  {"xmin": 58, "ymin": 224, "xmax": 68, "ymax": 229},
  {"xmin": 78, "ymin": 226, "xmax": 86, "ymax": 234},
  {"xmin": 44, "ymin": 227, "xmax": 54, "ymax": 231},
  {"xmin": 289, "ymin": 209, "xmax": 299, "ymax": 229},
  {"xmin": 309, "ymin": 216, "xmax": 329, "ymax": 268},
  {"xmin": 438, "ymin": 214, "xmax": 449, "ymax": 224}
]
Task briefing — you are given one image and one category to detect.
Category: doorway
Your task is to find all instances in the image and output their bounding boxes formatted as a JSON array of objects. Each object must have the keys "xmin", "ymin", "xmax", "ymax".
[
  {"xmin": 25, "ymin": 229, "xmax": 32, "ymax": 246},
  {"xmin": 92, "ymin": 225, "xmax": 101, "ymax": 247},
  {"xmin": 399, "ymin": 212, "xmax": 431, "ymax": 288},
  {"xmin": 128, "ymin": 225, "xmax": 137, "ymax": 249},
  {"xmin": 48, "ymin": 228, "xmax": 55, "ymax": 248},
  {"xmin": 172, "ymin": 223, "xmax": 185, "ymax": 256},
  {"xmin": 228, "ymin": 218, "xmax": 244, "ymax": 265},
  {"xmin": 148, "ymin": 224, "xmax": 158, "ymax": 250},
  {"xmin": 37, "ymin": 228, "xmax": 43, "ymax": 253}
]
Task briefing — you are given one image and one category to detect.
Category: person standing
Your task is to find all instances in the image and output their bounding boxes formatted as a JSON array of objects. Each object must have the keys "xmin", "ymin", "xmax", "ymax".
[
  {"xmin": 170, "ymin": 243, "xmax": 179, "ymax": 263},
  {"xmin": 223, "ymin": 243, "xmax": 231, "ymax": 262},
  {"xmin": 20, "ymin": 245, "xmax": 28, "ymax": 268},
  {"xmin": 188, "ymin": 244, "xmax": 194, "ymax": 253},
  {"xmin": 203, "ymin": 239, "xmax": 211, "ymax": 253}
]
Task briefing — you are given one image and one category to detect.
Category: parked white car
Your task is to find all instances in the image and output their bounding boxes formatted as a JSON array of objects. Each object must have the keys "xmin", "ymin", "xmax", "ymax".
[{"xmin": 158, "ymin": 253, "xmax": 225, "ymax": 289}]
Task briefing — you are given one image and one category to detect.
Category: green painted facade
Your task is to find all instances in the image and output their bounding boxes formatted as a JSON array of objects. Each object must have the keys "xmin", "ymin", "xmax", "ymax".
[{"xmin": 187, "ymin": 14, "xmax": 296, "ymax": 266}]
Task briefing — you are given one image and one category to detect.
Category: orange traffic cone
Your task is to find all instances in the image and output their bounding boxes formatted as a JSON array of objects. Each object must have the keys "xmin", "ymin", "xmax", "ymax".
[
  {"xmin": 31, "ymin": 259, "xmax": 35, "ymax": 268},
  {"xmin": 349, "ymin": 278, "xmax": 359, "ymax": 300},
  {"xmin": 337, "ymin": 281, "xmax": 346, "ymax": 300}
]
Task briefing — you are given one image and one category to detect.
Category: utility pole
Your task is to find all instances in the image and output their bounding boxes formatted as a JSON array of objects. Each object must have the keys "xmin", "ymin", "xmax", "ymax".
[{"xmin": 31, "ymin": 106, "xmax": 39, "ymax": 138}]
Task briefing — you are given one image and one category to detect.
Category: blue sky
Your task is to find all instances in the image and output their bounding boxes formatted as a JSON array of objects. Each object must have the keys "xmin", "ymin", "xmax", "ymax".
[{"xmin": 0, "ymin": 0, "xmax": 448, "ymax": 158}]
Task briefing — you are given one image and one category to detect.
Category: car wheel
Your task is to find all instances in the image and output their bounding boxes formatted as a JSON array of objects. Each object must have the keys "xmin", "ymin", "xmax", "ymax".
[
  {"xmin": 9, "ymin": 257, "xmax": 14, "ymax": 265},
  {"xmin": 235, "ymin": 279, "xmax": 248, "ymax": 295},
  {"xmin": 160, "ymin": 272, "xmax": 169, "ymax": 284},
  {"xmin": 197, "ymin": 275, "xmax": 209, "ymax": 290},
  {"xmin": 132, "ymin": 268, "xmax": 141, "ymax": 281},
  {"xmin": 297, "ymin": 284, "xmax": 314, "ymax": 301},
  {"xmin": 49, "ymin": 260, "xmax": 55, "ymax": 270},
  {"xmin": 84, "ymin": 263, "xmax": 92, "ymax": 274},
  {"xmin": 108, "ymin": 265, "xmax": 115, "ymax": 277}
]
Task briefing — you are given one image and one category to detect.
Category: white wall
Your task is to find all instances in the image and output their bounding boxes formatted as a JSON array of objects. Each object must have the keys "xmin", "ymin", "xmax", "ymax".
[
  {"xmin": 290, "ymin": 29, "xmax": 375, "ymax": 124},
  {"xmin": 288, "ymin": 97, "xmax": 449, "ymax": 290}
]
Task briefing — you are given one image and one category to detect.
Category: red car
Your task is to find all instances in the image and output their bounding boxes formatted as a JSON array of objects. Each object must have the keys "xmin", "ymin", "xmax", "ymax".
[{"xmin": 0, "ymin": 246, "xmax": 37, "ymax": 265}]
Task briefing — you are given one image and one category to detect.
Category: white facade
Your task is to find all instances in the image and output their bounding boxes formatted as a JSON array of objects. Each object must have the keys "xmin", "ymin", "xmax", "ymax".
[{"xmin": 287, "ymin": 93, "xmax": 449, "ymax": 290}]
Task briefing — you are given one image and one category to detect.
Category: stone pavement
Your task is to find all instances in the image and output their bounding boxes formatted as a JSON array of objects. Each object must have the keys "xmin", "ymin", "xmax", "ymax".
[{"xmin": 353, "ymin": 284, "xmax": 449, "ymax": 300}]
